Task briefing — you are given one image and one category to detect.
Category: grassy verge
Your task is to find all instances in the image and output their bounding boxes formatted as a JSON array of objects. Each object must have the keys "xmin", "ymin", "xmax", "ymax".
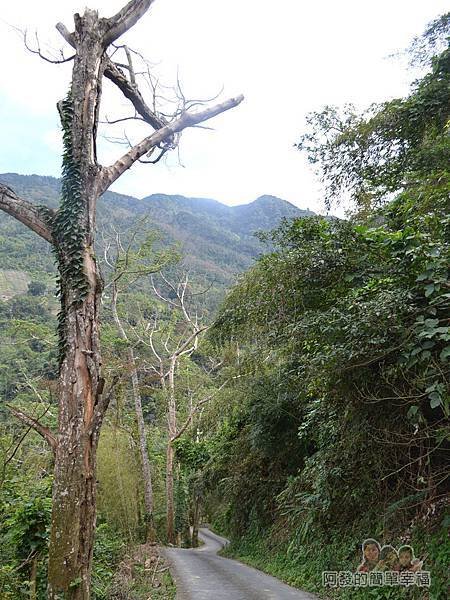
[
  {"xmin": 219, "ymin": 518, "xmax": 448, "ymax": 600},
  {"xmin": 220, "ymin": 534, "xmax": 320, "ymax": 595}
]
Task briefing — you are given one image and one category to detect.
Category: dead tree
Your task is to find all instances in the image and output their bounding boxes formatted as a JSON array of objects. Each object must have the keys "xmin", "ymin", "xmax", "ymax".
[
  {"xmin": 129, "ymin": 271, "xmax": 238, "ymax": 545},
  {"xmin": 103, "ymin": 226, "xmax": 172, "ymax": 542},
  {"xmin": 0, "ymin": 2, "xmax": 242, "ymax": 597},
  {"xmin": 143, "ymin": 272, "xmax": 213, "ymax": 544}
]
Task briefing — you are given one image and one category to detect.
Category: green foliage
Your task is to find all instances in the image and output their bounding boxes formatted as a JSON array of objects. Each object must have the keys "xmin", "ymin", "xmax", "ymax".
[
  {"xmin": 202, "ymin": 20, "xmax": 450, "ymax": 599},
  {"xmin": 106, "ymin": 545, "xmax": 176, "ymax": 600},
  {"xmin": 28, "ymin": 280, "xmax": 47, "ymax": 297},
  {"xmin": 97, "ymin": 426, "xmax": 143, "ymax": 541},
  {"xmin": 3, "ymin": 477, "xmax": 52, "ymax": 559},
  {"xmin": 51, "ymin": 91, "xmax": 87, "ymax": 365},
  {"xmin": 91, "ymin": 523, "xmax": 126, "ymax": 599},
  {"xmin": 208, "ymin": 200, "xmax": 448, "ymax": 549},
  {"xmin": 174, "ymin": 437, "xmax": 211, "ymax": 472},
  {"xmin": 0, "ymin": 295, "xmax": 50, "ymax": 323},
  {"xmin": 409, "ymin": 13, "xmax": 450, "ymax": 67},
  {"xmin": 0, "ymin": 468, "xmax": 52, "ymax": 599},
  {"xmin": 411, "ymin": 514, "xmax": 450, "ymax": 600},
  {"xmin": 174, "ymin": 437, "xmax": 212, "ymax": 545},
  {"xmin": 174, "ymin": 469, "xmax": 190, "ymax": 542},
  {"xmin": 0, "ymin": 314, "xmax": 57, "ymax": 404},
  {"xmin": 221, "ymin": 523, "xmax": 442, "ymax": 599}
]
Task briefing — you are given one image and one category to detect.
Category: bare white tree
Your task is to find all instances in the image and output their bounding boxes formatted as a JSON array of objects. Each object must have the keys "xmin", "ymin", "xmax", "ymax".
[
  {"xmin": 103, "ymin": 224, "xmax": 173, "ymax": 542},
  {"xmin": 146, "ymin": 272, "xmax": 207, "ymax": 543}
]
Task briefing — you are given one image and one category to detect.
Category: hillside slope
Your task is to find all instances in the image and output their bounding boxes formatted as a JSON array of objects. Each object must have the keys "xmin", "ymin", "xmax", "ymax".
[{"xmin": 0, "ymin": 173, "xmax": 311, "ymax": 305}]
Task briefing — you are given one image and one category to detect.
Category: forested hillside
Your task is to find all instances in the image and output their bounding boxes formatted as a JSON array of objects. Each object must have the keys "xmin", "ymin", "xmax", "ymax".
[
  {"xmin": 0, "ymin": 173, "xmax": 307, "ymax": 306},
  {"xmin": 0, "ymin": 6, "xmax": 448, "ymax": 600}
]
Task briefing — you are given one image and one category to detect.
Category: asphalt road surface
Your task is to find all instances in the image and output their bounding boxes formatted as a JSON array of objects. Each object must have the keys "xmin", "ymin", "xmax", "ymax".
[{"xmin": 163, "ymin": 528, "xmax": 316, "ymax": 600}]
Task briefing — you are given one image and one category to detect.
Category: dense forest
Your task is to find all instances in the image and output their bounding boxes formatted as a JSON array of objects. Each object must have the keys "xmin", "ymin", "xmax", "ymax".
[{"xmin": 0, "ymin": 6, "xmax": 448, "ymax": 600}]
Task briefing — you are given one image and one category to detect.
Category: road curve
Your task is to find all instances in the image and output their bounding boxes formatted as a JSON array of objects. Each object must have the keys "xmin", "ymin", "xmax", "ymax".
[{"xmin": 163, "ymin": 528, "xmax": 316, "ymax": 600}]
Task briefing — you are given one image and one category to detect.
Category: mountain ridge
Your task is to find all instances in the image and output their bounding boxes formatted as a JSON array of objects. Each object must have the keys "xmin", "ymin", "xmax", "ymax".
[
  {"xmin": 0, "ymin": 173, "xmax": 314, "ymax": 308},
  {"xmin": 0, "ymin": 173, "xmax": 306, "ymax": 214}
]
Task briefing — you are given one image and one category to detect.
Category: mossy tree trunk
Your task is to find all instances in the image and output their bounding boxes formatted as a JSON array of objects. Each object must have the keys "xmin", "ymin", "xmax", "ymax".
[
  {"xmin": 47, "ymin": 11, "xmax": 105, "ymax": 598},
  {"xmin": 0, "ymin": 1, "xmax": 242, "ymax": 597}
]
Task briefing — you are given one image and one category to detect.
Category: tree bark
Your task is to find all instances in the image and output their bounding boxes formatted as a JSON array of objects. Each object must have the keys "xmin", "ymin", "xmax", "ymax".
[
  {"xmin": 129, "ymin": 348, "xmax": 156, "ymax": 541},
  {"xmin": 0, "ymin": 186, "xmax": 54, "ymax": 243},
  {"xmin": 47, "ymin": 10, "xmax": 106, "ymax": 599},
  {"xmin": 48, "ymin": 289, "xmax": 103, "ymax": 599},
  {"xmin": 166, "ymin": 441, "xmax": 175, "ymax": 544}
]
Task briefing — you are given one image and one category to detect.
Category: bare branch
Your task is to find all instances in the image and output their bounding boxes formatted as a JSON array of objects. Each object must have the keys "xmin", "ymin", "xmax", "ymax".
[
  {"xmin": 7, "ymin": 405, "xmax": 57, "ymax": 451},
  {"xmin": 191, "ymin": 124, "xmax": 215, "ymax": 131},
  {"xmin": 171, "ymin": 380, "xmax": 229, "ymax": 443},
  {"xmin": 159, "ymin": 272, "xmax": 179, "ymax": 297},
  {"xmin": 174, "ymin": 326, "xmax": 208, "ymax": 359},
  {"xmin": 55, "ymin": 22, "xmax": 76, "ymax": 48},
  {"xmin": 150, "ymin": 275, "xmax": 179, "ymax": 308},
  {"xmin": 101, "ymin": 114, "xmax": 145, "ymax": 125},
  {"xmin": 104, "ymin": 58, "xmax": 167, "ymax": 130},
  {"xmin": 138, "ymin": 147, "xmax": 168, "ymax": 164},
  {"xmin": 124, "ymin": 46, "xmax": 136, "ymax": 86},
  {"xmin": 100, "ymin": 94, "xmax": 243, "ymax": 191},
  {"xmin": 2, "ymin": 403, "xmax": 53, "ymax": 473},
  {"xmin": 148, "ymin": 318, "xmax": 162, "ymax": 364},
  {"xmin": 24, "ymin": 30, "xmax": 75, "ymax": 64},
  {"xmin": 93, "ymin": 376, "xmax": 119, "ymax": 426},
  {"xmin": 103, "ymin": 0, "xmax": 157, "ymax": 47},
  {"xmin": 171, "ymin": 371, "xmax": 250, "ymax": 443},
  {"xmin": 0, "ymin": 185, "xmax": 54, "ymax": 243}
]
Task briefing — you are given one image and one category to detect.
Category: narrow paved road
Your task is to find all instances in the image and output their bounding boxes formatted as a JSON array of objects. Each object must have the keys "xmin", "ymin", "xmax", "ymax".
[{"xmin": 163, "ymin": 528, "xmax": 316, "ymax": 599}]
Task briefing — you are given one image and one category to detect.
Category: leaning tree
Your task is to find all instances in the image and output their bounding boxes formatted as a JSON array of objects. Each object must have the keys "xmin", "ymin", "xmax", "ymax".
[{"xmin": 0, "ymin": 1, "xmax": 242, "ymax": 597}]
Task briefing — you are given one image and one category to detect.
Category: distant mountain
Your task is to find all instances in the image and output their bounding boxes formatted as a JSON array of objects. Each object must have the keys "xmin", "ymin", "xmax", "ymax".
[{"xmin": 0, "ymin": 173, "xmax": 313, "ymax": 307}]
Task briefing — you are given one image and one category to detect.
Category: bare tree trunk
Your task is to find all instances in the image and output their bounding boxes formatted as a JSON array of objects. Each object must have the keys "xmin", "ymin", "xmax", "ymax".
[
  {"xmin": 129, "ymin": 347, "xmax": 156, "ymax": 541},
  {"xmin": 166, "ymin": 360, "xmax": 177, "ymax": 544},
  {"xmin": 166, "ymin": 441, "xmax": 175, "ymax": 544},
  {"xmin": 48, "ymin": 244, "xmax": 104, "ymax": 599},
  {"xmin": 47, "ymin": 11, "xmax": 105, "ymax": 598},
  {"xmin": 111, "ymin": 285, "xmax": 155, "ymax": 541}
]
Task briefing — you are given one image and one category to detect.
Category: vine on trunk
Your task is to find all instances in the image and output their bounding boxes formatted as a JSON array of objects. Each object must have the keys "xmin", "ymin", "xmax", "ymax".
[{"xmin": 52, "ymin": 91, "xmax": 88, "ymax": 366}]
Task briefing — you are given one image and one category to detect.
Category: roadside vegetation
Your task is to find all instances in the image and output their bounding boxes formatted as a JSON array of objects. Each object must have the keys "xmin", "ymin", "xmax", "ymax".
[{"xmin": 200, "ymin": 15, "xmax": 450, "ymax": 600}]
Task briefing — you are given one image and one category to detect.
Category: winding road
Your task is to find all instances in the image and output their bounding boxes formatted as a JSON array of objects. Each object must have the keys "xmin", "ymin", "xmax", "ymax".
[{"xmin": 163, "ymin": 528, "xmax": 316, "ymax": 599}]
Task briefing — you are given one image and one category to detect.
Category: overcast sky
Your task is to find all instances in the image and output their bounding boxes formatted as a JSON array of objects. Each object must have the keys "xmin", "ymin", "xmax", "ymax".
[{"xmin": 0, "ymin": 0, "xmax": 447, "ymax": 214}]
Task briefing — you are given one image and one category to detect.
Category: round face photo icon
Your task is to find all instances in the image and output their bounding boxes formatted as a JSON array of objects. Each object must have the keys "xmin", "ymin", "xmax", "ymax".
[
  {"xmin": 376, "ymin": 545, "xmax": 399, "ymax": 571},
  {"xmin": 398, "ymin": 545, "xmax": 423, "ymax": 572},
  {"xmin": 358, "ymin": 539, "xmax": 381, "ymax": 572}
]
